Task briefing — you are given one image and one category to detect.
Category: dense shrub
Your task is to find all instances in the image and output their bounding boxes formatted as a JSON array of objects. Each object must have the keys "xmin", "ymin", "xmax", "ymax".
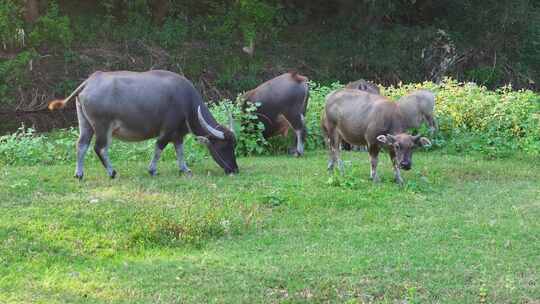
[
  {"xmin": 212, "ymin": 97, "xmax": 269, "ymax": 155},
  {"xmin": 0, "ymin": 50, "xmax": 35, "ymax": 103},
  {"xmin": 28, "ymin": 2, "xmax": 73, "ymax": 48},
  {"xmin": 302, "ymin": 81, "xmax": 343, "ymax": 150},
  {"xmin": 0, "ymin": 0, "xmax": 23, "ymax": 49},
  {"xmin": 383, "ymin": 78, "xmax": 540, "ymax": 157}
]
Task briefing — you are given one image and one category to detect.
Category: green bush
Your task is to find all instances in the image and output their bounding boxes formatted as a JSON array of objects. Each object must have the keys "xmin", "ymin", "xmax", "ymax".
[
  {"xmin": 0, "ymin": 0, "xmax": 23, "ymax": 49},
  {"xmin": 0, "ymin": 126, "xmax": 75, "ymax": 166},
  {"xmin": 29, "ymin": 1, "xmax": 73, "ymax": 48},
  {"xmin": 157, "ymin": 17, "xmax": 188, "ymax": 49},
  {"xmin": 384, "ymin": 78, "xmax": 540, "ymax": 157},
  {"xmin": 0, "ymin": 50, "xmax": 35, "ymax": 103},
  {"xmin": 304, "ymin": 81, "xmax": 344, "ymax": 150},
  {"xmin": 211, "ymin": 97, "xmax": 269, "ymax": 156},
  {"xmin": 212, "ymin": 0, "xmax": 279, "ymax": 45}
]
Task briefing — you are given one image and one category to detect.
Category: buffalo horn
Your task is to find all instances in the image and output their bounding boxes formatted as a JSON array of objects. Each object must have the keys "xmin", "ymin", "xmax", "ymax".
[
  {"xmin": 197, "ymin": 106, "xmax": 225, "ymax": 140},
  {"xmin": 228, "ymin": 111, "xmax": 235, "ymax": 136}
]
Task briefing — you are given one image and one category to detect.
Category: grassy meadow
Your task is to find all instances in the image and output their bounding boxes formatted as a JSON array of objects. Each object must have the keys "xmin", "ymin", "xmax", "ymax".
[{"xmin": 1, "ymin": 149, "xmax": 539, "ymax": 303}]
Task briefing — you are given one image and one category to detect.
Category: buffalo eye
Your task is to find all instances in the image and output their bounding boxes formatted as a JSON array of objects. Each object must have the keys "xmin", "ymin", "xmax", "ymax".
[{"xmin": 394, "ymin": 144, "xmax": 401, "ymax": 150}]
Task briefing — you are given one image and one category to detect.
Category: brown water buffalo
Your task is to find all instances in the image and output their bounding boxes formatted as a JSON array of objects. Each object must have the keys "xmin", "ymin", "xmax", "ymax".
[
  {"xmin": 397, "ymin": 89, "xmax": 437, "ymax": 134},
  {"xmin": 242, "ymin": 72, "xmax": 309, "ymax": 156},
  {"xmin": 322, "ymin": 89, "xmax": 431, "ymax": 184},
  {"xmin": 48, "ymin": 70, "xmax": 238, "ymax": 179},
  {"xmin": 342, "ymin": 79, "xmax": 380, "ymax": 151}
]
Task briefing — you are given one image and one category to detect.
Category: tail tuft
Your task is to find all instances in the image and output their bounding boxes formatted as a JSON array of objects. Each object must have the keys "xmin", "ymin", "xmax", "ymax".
[{"xmin": 48, "ymin": 99, "xmax": 66, "ymax": 111}]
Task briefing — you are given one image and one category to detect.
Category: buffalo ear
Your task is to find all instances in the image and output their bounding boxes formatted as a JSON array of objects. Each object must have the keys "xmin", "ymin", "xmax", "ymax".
[
  {"xmin": 376, "ymin": 135, "xmax": 388, "ymax": 144},
  {"xmin": 377, "ymin": 134, "xmax": 395, "ymax": 145},
  {"xmin": 415, "ymin": 136, "xmax": 432, "ymax": 147},
  {"xmin": 197, "ymin": 136, "xmax": 210, "ymax": 145}
]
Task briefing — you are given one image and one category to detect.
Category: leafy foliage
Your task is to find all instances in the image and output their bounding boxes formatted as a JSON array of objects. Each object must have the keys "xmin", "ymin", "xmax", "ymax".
[
  {"xmin": 1, "ymin": 0, "xmax": 539, "ymax": 110},
  {"xmin": 0, "ymin": 126, "xmax": 76, "ymax": 166},
  {"xmin": 384, "ymin": 78, "xmax": 540, "ymax": 157},
  {"xmin": 303, "ymin": 81, "xmax": 344, "ymax": 150},
  {"xmin": 28, "ymin": 1, "xmax": 73, "ymax": 48},
  {"xmin": 0, "ymin": 0, "xmax": 23, "ymax": 49},
  {"xmin": 234, "ymin": 0, "xmax": 279, "ymax": 44},
  {"xmin": 211, "ymin": 97, "xmax": 269, "ymax": 156},
  {"xmin": 0, "ymin": 50, "xmax": 35, "ymax": 103}
]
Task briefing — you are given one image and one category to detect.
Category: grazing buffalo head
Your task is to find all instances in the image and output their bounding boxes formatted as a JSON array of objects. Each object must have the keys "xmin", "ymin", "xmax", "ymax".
[
  {"xmin": 377, "ymin": 134, "xmax": 431, "ymax": 170},
  {"xmin": 197, "ymin": 106, "xmax": 239, "ymax": 174}
]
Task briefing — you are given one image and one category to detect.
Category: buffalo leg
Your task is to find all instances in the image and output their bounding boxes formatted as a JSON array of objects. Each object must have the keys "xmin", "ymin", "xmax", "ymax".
[
  {"xmin": 93, "ymin": 125, "xmax": 116, "ymax": 179},
  {"xmin": 148, "ymin": 138, "xmax": 169, "ymax": 176},
  {"xmin": 426, "ymin": 115, "xmax": 437, "ymax": 135},
  {"xmin": 294, "ymin": 129, "xmax": 304, "ymax": 156},
  {"xmin": 173, "ymin": 139, "xmax": 192, "ymax": 176},
  {"xmin": 284, "ymin": 112, "xmax": 306, "ymax": 156},
  {"xmin": 388, "ymin": 149, "xmax": 403, "ymax": 185},
  {"xmin": 327, "ymin": 127, "xmax": 343, "ymax": 173},
  {"xmin": 74, "ymin": 101, "xmax": 94, "ymax": 180},
  {"xmin": 368, "ymin": 145, "xmax": 380, "ymax": 182}
]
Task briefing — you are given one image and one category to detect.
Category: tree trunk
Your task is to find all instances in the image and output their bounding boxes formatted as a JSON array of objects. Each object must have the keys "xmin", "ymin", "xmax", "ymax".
[
  {"xmin": 415, "ymin": 0, "xmax": 434, "ymax": 24},
  {"xmin": 24, "ymin": 0, "xmax": 40, "ymax": 24},
  {"xmin": 150, "ymin": 0, "xmax": 170, "ymax": 25}
]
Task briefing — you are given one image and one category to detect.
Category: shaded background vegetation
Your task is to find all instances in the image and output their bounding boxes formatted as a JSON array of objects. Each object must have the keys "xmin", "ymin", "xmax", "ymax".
[{"xmin": 0, "ymin": 0, "xmax": 539, "ymax": 112}]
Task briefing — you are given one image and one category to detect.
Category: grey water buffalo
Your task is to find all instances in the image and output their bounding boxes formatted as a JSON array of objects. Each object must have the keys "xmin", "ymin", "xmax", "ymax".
[
  {"xmin": 345, "ymin": 79, "xmax": 380, "ymax": 95},
  {"xmin": 322, "ymin": 89, "xmax": 431, "ymax": 184},
  {"xmin": 397, "ymin": 89, "xmax": 437, "ymax": 134},
  {"xmin": 48, "ymin": 70, "xmax": 239, "ymax": 179},
  {"xmin": 242, "ymin": 71, "xmax": 309, "ymax": 156}
]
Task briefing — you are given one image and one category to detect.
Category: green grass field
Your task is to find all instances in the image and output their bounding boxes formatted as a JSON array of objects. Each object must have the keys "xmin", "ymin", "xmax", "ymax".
[{"xmin": 1, "ymin": 150, "xmax": 539, "ymax": 303}]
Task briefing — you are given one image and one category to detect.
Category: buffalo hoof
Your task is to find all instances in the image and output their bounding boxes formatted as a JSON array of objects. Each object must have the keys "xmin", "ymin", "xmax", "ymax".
[
  {"xmin": 327, "ymin": 160, "xmax": 335, "ymax": 172},
  {"xmin": 181, "ymin": 170, "xmax": 193, "ymax": 178},
  {"xmin": 74, "ymin": 173, "xmax": 83, "ymax": 180},
  {"xmin": 371, "ymin": 176, "xmax": 381, "ymax": 183},
  {"xmin": 110, "ymin": 170, "xmax": 117, "ymax": 179},
  {"xmin": 289, "ymin": 147, "xmax": 304, "ymax": 157},
  {"xmin": 148, "ymin": 169, "xmax": 157, "ymax": 176}
]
